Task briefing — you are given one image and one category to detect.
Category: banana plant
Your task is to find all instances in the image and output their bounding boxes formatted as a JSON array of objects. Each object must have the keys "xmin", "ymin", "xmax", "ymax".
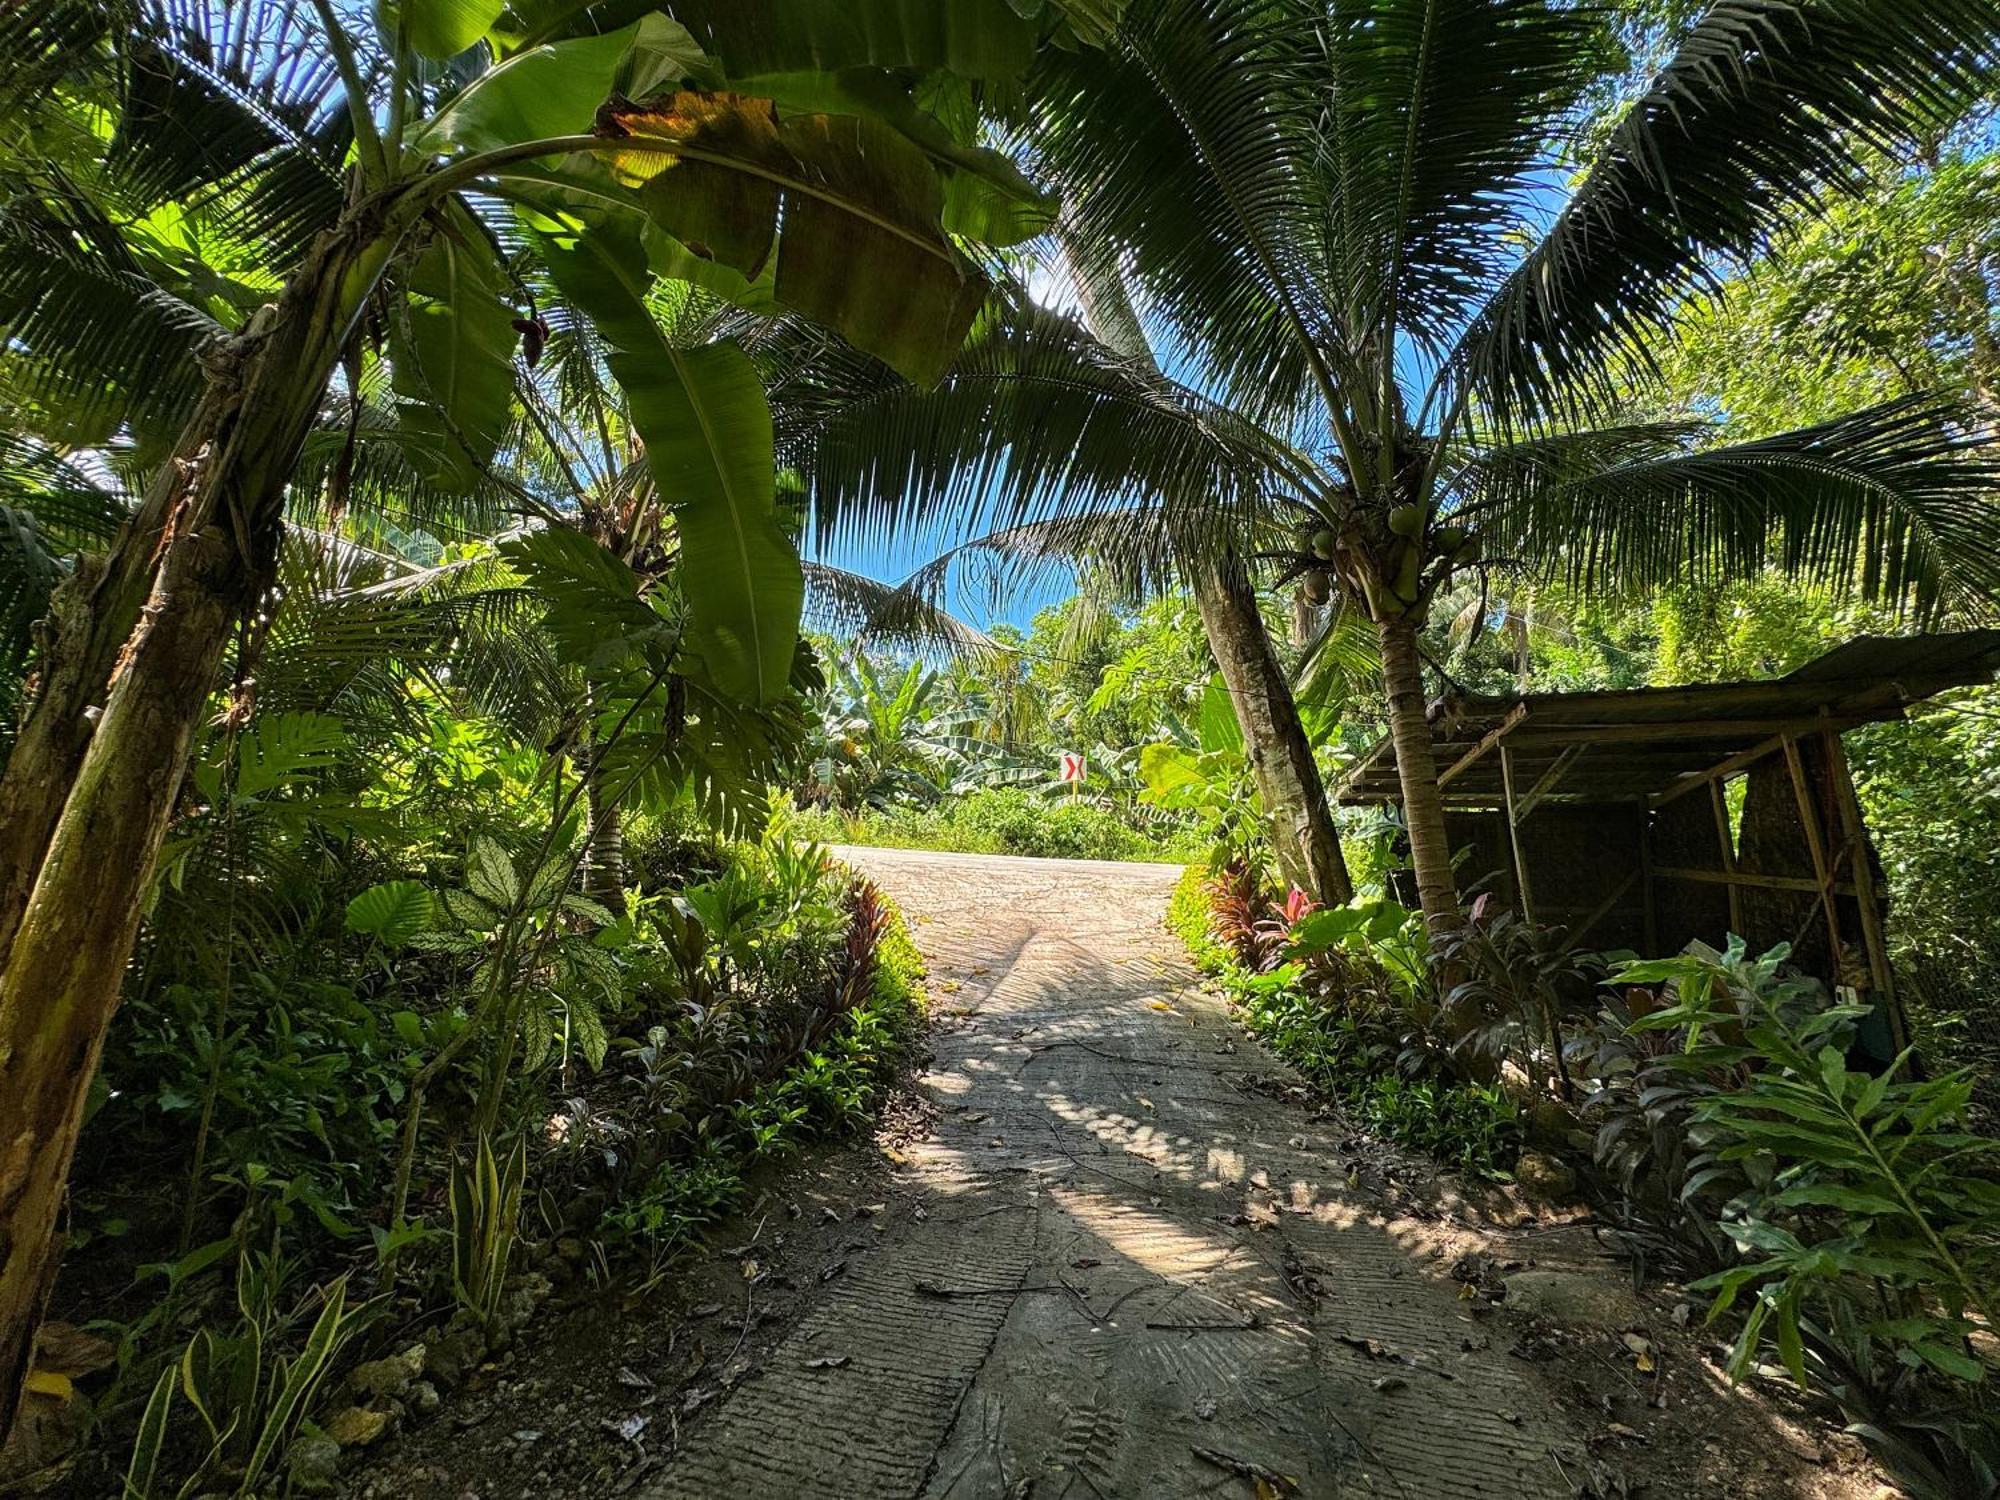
[{"xmin": 0, "ymin": 0, "xmax": 1072, "ymax": 1425}]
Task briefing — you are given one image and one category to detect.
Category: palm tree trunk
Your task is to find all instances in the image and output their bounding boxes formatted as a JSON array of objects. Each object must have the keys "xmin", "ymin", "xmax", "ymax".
[
  {"xmin": 1053, "ymin": 232, "xmax": 1351, "ymax": 902},
  {"xmin": 1377, "ymin": 611, "xmax": 1458, "ymax": 934},
  {"xmin": 0, "ymin": 211, "xmax": 393, "ymax": 1433},
  {"xmin": 1193, "ymin": 563, "xmax": 1352, "ymax": 906},
  {"xmin": 580, "ymin": 726, "xmax": 627, "ymax": 916}
]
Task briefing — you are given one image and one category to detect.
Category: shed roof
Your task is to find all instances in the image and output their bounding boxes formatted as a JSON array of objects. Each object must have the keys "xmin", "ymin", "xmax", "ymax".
[{"xmin": 1333, "ymin": 629, "xmax": 2000, "ymax": 809}]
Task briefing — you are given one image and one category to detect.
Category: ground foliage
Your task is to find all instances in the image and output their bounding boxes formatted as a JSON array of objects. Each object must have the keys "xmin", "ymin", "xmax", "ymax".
[{"xmin": 1169, "ymin": 854, "xmax": 2000, "ymax": 1497}]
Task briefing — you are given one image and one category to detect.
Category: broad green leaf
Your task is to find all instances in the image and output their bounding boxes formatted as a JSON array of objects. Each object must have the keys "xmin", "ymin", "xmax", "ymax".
[
  {"xmin": 391, "ymin": 230, "xmax": 519, "ymax": 492},
  {"xmin": 600, "ymin": 95, "xmax": 985, "ymax": 384},
  {"xmin": 1197, "ymin": 673, "xmax": 1243, "ymax": 755},
  {"xmin": 566, "ymin": 991, "xmax": 609, "ymax": 1070},
  {"xmin": 1771, "ymin": 1183, "xmax": 1904, "ymax": 1217},
  {"xmin": 1138, "ymin": 742, "xmax": 1206, "ymax": 808},
  {"xmin": 735, "ymin": 69, "xmax": 1054, "ymax": 245},
  {"xmin": 1909, "ymin": 1339, "xmax": 1987, "ymax": 1382},
  {"xmin": 519, "ymin": 0, "xmax": 1038, "ymax": 79},
  {"xmin": 346, "ymin": 881, "xmax": 436, "ymax": 948},
  {"xmin": 527, "ymin": 213, "xmax": 802, "ymax": 702},
  {"xmin": 382, "ymin": 0, "xmax": 506, "ymax": 59},
  {"xmin": 422, "ymin": 16, "xmax": 711, "ymax": 154},
  {"xmin": 468, "ymin": 836, "xmax": 520, "ymax": 907},
  {"xmin": 440, "ymin": 887, "xmax": 501, "ymax": 930},
  {"xmin": 194, "ymin": 712, "xmax": 348, "ymax": 806}
]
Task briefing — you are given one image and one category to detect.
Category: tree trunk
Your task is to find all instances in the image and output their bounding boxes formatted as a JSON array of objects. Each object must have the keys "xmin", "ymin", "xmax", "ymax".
[
  {"xmin": 1377, "ymin": 611, "xmax": 1458, "ymax": 935},
  {"xmin": 0, "ymin": 209, "xmax": 394, "ymax": 1433},
  {"xmin": 1193, "ymin": 563, "xmax": 1353, "ymax": 906},
  {"xmin": 580, "ymin": 735, "xmax": 628, "ymax": 917}
]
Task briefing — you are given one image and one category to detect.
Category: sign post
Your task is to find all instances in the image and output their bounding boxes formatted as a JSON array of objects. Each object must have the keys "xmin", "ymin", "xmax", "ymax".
[{"xmin": 1058, "ymin": 751, "xmax": 1086, "ymax": 799}]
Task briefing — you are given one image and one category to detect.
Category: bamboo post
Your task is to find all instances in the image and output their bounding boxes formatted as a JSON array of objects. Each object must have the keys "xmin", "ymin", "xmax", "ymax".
[
  {"xmin": 1709, "ymin": 778, "xmax": 1743, "ymax": 937},
  {"xmin": 1500, "ymin": 745, "xmax": 1536, "ymax": 923}
]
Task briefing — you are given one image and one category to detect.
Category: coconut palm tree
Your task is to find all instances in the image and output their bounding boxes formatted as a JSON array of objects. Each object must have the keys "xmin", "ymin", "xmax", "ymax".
[{"xmin": 778, "ymin": 0, "xmax": 2000, "ymax": 937}]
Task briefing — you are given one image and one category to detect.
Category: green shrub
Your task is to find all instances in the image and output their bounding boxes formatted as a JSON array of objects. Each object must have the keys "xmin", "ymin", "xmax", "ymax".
[
  {"xmin": 600, "ymin": 890, "xmax": 925, "ymax": 1254},
  {"xmin": 1224, "ymin": 965, "xmax": 1520, "ymax": 1180},
  {"xmin": 1167, "ymin": 864, "xmax": 1228, "ymax": 971},
  {"xmin": 1168, "ymin": 867, "xmax": 1519, "ymax": 1180},
  {"xmin": 1586, "ymin": 939, "xmax": 2000, "ymax": 1497},
  {"xmin": 792, "ymin": 787, "xmax": 1199, "ymax": 863}
]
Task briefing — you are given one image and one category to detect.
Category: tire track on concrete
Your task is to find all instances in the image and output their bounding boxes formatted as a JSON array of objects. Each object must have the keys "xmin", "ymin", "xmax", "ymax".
[{"xmin": 655, "ymin": 848, "xmax": 1590, "ymax": 1499}]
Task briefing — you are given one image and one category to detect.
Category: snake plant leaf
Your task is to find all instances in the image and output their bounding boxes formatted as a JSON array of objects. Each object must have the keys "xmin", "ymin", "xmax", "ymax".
[
  {"xmin": 599, "ymin": 94, "xmax": 986, "ymax": 384},
  {"xmin": 389, "ymin": 229, "xmax": 518, "ymax": 492},
  {"xmin": 527, "ymin": 212, "xmax": 803, "ymax": 703}
]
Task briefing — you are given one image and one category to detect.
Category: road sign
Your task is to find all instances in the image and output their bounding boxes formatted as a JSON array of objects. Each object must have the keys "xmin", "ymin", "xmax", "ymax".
[{"xmin": 1058, "ymin": 751, "xmax": 1086, "ymax": 784}]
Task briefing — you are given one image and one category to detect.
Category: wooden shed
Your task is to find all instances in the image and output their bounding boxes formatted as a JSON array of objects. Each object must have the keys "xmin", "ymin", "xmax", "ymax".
[{"xmin": 1333, "ymin": 631, "xmax": 2000, "ymax": 1054}]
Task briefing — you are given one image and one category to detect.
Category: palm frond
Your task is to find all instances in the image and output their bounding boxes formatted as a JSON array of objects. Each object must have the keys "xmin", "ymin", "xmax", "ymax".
[
  {"xmin": 897, "ymin": 509, "xmax": 1178, "ymax": 619},
  {"xmin": 0, "ymin": 172, "xmax": 223, "ymax": 444},
  {"xmin": 1448, "ymin": 418, "xmax": 1709, "ymax": 504},
  {"xmin": 1482, "ymin": 394, "xmax": 2000, "ymax": 622},
  {"xmin": 0, "ymin": 2, "xmax": 122, "ymax": 124},
  {"xmin": 1318, "ymin": 0, "xmax": 1603, "ymax": 355},
  {"xmin": 0, "ymin": 437, "xmax": 132, "ymax": 736},
  {"xmin": 799, "ymin": 562, "xmax": 994, "ymax": 660},
  {"xmin": 1452, "ymin": 0, "xmax": 2000, "ymax": 430},
  {"xmin": 771, "ymin": 293, "xmax": 1302, "ymax": 560},
  {"xmin": 1025, "ymin": 0, "xmax": 1336, "ymax": 426},
  {"xmin": 112, "ymin": 0, "xmax": 351, "ymax": 255}
]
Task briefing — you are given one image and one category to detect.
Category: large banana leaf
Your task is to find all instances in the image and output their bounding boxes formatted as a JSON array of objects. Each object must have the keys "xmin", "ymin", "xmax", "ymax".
[
  {"xmin": 509, "ymin": 0, "xmax": 1040, "ymax": 79},
  {"xmin": 599, "ymin": 94, "xmax": 987, "ymax": 384},
  {"xmin": 528, "ymin": 211, "xmax": 803, "ymax": 704},
  {"xmin": 419, "ymin": 15, "xmax": 710, "ymax": 155},
  {"xmin": 381, "ymin": 0, "xmax": 506, "ymax": 59}
]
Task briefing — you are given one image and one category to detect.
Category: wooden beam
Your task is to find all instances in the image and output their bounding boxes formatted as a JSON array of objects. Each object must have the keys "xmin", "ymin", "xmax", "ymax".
[
  {"xmin": 1330, "ymin": 736, "xmax": 1393, "ymax": 803},
  {"xmin": 1654, "ymin": 865, "xmax": 1857, "ymax": 897},
  {"xmin": 1513, "ymin": 744, "xmax": 1586, "ymax": 823},
  {"xmin": 1500, "ymin": 744, "xmax": 1536, "ymax": 922},
  {"xmin": 1501, "ymin": 715, "xmax": 1869, "ymax": 750},
  {"xmin": 1781, "ymin": 736, "xmax": 1845, "ymax": 961},
  {"xmin": 1437, "ymin": 703, "xmax": 1528, "ymax": 790},
  {"xmin": 1710, "ymin": 779, "xmax": 1744, "ymax": 935},
  {"xmin": 1654, "ymin": 728, "xmax": 1793, "ymax": 807},
  {"xmin": 1821, "ymin": 723, "xmax": 1907, "ymax": 1054}
]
